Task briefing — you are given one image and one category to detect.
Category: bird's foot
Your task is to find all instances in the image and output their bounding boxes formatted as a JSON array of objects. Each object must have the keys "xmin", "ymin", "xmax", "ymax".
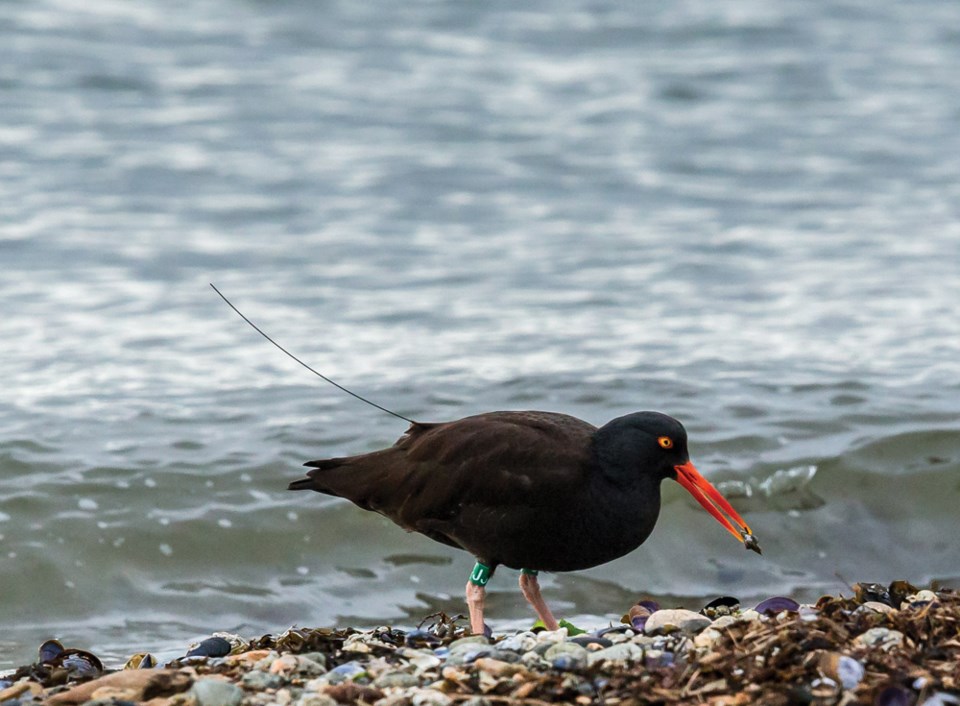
[
  {"xmin": 519, "ymin": 569, "xmax": 559, "ymax": 631},
  {"xmin": 465, "ymin": 581, "xmax": 487, "ymax": 635}
]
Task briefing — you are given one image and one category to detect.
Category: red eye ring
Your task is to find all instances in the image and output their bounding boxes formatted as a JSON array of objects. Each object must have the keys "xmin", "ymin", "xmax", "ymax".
[{"xmin": 658, "ymin": 436, "xmax": 674, "ymax": 450}]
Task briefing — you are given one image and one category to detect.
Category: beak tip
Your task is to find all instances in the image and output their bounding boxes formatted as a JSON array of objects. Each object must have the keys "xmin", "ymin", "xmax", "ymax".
[{"xmin": 742, "ymin": 532, "xmax": 762, "ymax": 555}]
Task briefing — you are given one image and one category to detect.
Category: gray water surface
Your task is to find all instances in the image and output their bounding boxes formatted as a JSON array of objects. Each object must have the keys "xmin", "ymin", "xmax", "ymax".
[{"xmin": 2, "ymin": 0, "xmax": 960, "ymax": 669}]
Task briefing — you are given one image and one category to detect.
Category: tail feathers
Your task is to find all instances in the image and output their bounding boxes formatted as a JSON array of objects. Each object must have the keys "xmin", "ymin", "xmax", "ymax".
[
  {"xmin": 303, "ymin": 458, "xmax": 346, "ymax": 471},
  {"xmin": 287, "ymin": 457, "xmax": 347, "ymax": 491}
]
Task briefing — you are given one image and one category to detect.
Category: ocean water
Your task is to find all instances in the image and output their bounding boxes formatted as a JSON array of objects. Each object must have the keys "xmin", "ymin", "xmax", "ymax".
[{"xmin": 2, "ymin": 0, "xmax": 960, "ymax": 669}]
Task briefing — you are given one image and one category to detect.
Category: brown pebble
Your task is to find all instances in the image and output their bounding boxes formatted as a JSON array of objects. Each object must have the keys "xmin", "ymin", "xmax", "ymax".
[
  {"xmin": 511, "ymin": 681, "xmax": 539, "ymax": 699},
  {"xmin": 473, "ymin": 658, "xmax": 529, "ymax": 679},
  {"xmin": 46, "ymin": 669, "xmax": 194, "ymax": 705},
  {"xmin": 323, "ymin": 683, "xmax": 384, "ymax": 704},
  {"xmin": 224, "ymin": 649, "xmax": 274, "ymax": 664},
  {"xmin": 0, "ymin": 681, "xmax": 43, "ymax": 702},
  {"xmin": 270, "ymin": 654, "xmax": 300, "ymax": 674}
]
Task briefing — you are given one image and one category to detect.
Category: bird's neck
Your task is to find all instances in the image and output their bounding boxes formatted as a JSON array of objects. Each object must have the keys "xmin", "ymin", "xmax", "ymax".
[{"xmin": 583, "ymin": 450, "xmax": 664, "ymax": 555}]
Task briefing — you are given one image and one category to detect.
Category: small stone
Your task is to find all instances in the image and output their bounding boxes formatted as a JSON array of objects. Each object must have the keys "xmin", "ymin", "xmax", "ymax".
[
  {"xmin": 629, "ymin": 635, "xmax": 658, "ymax": 650},
  {"xmin": 543, "ymin": 642, "xmax": 588, "ymax": 670},
  {"xmin": 323, "ymin": 683, "xmax": 384, "ymax": 704},
  {"xmin": 644, "ymin": 609, "xmax": 711, "ymax": 636},
  {"xmin": 374, "ymin": 671, "xmax": 421, "ymax": 689},
  {"xmin": 399, "ymin": 649, "xmax": 442, "ymax": 673},
  {"xmin": 300, "ymin": 652, "xmax": 328, "ymax": 668},
  {"xmin": 534, "ymin": 628, "xmax": 569, "ymax": 643},
  {"xmin": 855, "ymin": 628, "xmax": 905, "ymax": 650},
  {"xmin": 408, "ymin": 688, "xmax": 452, "ymax": 706},
  {"xmin": 496, "ymin": 632, "xmax": 537, "ymax": 653},
  {"xmin": 448, "ymin": 636, "xmax": 490, "ymax": 650},
  {"xmin": 445, "ymin": 648, "xmax": 491, "ymax": 666},
  {"xmin": 445, "ymin": 637, "xmax": 492, "ymax": 665},
  {"xmin": 373, "ymin": 695, "xmax": 412, "ymax": 706},
  {"xmin": 0, "ymin": 681, "xmax": 39, "ymax": 703},
  {"xmin": 710, "ymin": 615, "xmax": 737, "ymax": 630},
  {"xmin": 861, "ymin": 601, "xmax": 897, "ymax": 614},
  {"xmin": 904, "ymin": 590, "xmax": 939, "ymax": 608},
  {"xmin": 295, "ymin": 694, "xmax": 337, "ymax": 706},
  {"xmin": 328, "ymin": 661, "xmax": 368, "ymax": 682},
  {"xmin": 644, "ymin": 649, "xmax": 674, "ymax": 668},
  {"xmin": 225, "ymin": 649, "xmax": 274, "ymax": 665},
  {"xmin": 342, "ymin": 632, "xmax": 396, "ymax": 654},
  {"xmin": 241, "ymin": 670, "xmax": 286, "ymax": 690},
  {"xmin": 303, "ymin": 677, "xmax": 328, "ymax": 693},
  {"xmin": 694, "ymin": 628, "xmax": 724, "ymax": 648},
  {"xmin": 46, "ymin": 670, "xmax": 192, "ymax": 706},
  {"xmin": 341, "ymin": 635, "xmax": 371, "ymax": 654},
  {"xmin": 738, "ymin": 609, "xmax": 762, "ymax": 622},
  {"xmin": 460, "ymin": 698, "xmax": 494, "ymax": 706},
  {"xmin": 519, "ymin": 651, "xmax": 550, "ymax": 670},
  {"xmin": 473, "ymin": 658, "xmax": 529, "ymax": 678},
  {"xmin": 88, "ymin": 685, "xmax": 141, "ymax": 702},
  {"xmin": 253, "ymin": 652, "xmax": 282, "ymax": 671},
  {"xmin": 190, "ymin": 679, "xmax": 243, "ymax": 706},
  {"xmin": 586, "ymin": 642, "xmax": 644, "ymax": 666},
  {"xmin": 818, "ymin": 652, "xmax": 864, "ymax": 690},
  {"xmin": 270, "ymin": 655, "xmax": 326, "ymax": 677}
]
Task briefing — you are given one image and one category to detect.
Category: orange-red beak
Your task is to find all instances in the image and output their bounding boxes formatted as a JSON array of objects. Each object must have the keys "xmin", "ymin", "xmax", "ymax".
[{"xmin": 674, "ymin": 461, "xmax": 761, "ymax": 554}]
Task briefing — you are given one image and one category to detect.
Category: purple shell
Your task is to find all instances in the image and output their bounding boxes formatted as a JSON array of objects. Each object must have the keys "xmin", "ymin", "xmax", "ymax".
[
  {"xmin": 628, "ymin": 602, "xmax": 657, "ymax": 631},
  {"xmin": 58, "ymin": 650, "xmax": 104, "ymax": 679},
  {"xmin": 873, "ymin": 686, "xmax": 913, "ymax": 706},
  {"xmin": 38, "ymin": 639, "xmax": 64, "ymax": 663},
  {"xmin": 754, "ymin": 596, "xmax": 800, "ymax": 615}
]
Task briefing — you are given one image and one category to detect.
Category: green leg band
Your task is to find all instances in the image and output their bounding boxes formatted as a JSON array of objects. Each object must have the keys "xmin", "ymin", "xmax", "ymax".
[
  {"xmin": 469, "ymin": 561, "xmax": 494, "ymax": 586},
  {"xmin": 520, "ymin": 568, "xmax": 539, "ymax": 576}
]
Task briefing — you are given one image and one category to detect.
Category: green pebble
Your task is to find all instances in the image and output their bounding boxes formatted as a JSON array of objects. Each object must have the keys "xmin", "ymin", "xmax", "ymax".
[{"xmin": 190, "ymin": 678, "xmax": 244, "ymax": 706}]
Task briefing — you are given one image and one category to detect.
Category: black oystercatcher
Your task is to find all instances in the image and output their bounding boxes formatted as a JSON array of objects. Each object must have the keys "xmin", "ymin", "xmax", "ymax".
[{"xmin": 289, "ymin": 410, "xmax": 760, "ymax": 634}]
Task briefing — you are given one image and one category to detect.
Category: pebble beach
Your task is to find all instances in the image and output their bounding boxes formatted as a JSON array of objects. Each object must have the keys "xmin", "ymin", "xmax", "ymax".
[{"xmin": 3, "ymin": 581, "xmax": 957, "ymax": 706}]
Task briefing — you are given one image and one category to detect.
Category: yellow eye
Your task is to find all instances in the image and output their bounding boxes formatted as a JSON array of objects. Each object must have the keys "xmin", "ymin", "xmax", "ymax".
[{"xmin": 658, "ymin": 436, "xmax": 674, "ymax": 450}]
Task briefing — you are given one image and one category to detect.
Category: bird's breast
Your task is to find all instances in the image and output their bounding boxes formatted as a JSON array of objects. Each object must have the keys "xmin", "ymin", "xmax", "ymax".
[{"xmin": 453, "ymin": 480, "xmax": 662, "ymax": 572}]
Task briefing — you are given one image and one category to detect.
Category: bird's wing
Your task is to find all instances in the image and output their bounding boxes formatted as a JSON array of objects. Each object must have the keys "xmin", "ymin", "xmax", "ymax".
[{"xmin": 295, "ymin": 411, "xmax": 597, "ymax": 540}]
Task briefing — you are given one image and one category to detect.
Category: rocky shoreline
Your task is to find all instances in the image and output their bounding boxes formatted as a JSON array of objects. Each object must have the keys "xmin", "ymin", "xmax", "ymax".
[{"xmin": 2, "ymin": 581, "xmax": 957, "ymax": 706}]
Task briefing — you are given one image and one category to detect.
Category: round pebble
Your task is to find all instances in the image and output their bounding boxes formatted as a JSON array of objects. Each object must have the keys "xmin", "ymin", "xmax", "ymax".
[
  {"xmin": 295, "ymin": 695, "xmax": 338, "ymax": 706},
  {"xmin": 241, "ymin": 670, "xmax": 286, "ymax": 690},
  {"xmin": 543, "ymin": 642, "xmax": 588, "ymax": 670},
  {"xmin": 644, "ymin": 609, "xmax": 711, "ymax": 636},
  {"xmin": 855, "ymin": 628, "xmax": 905, "ymax": 650},
  {"xmin": 191, "ymin": 678, "xmax": 244, "ymax": 706},
  {"xmin": 586, "ymin": 642, "xmax": 644, "ymax": 666},
  {"xmin": 375, "ymin": 671, "xmax": 421, "ymax": 688}
]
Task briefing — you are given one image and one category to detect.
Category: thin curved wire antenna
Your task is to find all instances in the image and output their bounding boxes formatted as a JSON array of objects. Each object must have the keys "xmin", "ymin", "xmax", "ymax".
[{"xmin": 210, "ymin": 283, "xmax": 417, "ymax": 425}]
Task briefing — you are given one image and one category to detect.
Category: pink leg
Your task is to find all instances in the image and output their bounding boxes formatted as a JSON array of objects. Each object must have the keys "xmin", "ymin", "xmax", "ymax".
[
  {"xmin": 519, "ymin": 572, "xmax": 559, "ymax": 631},
  {"xmin": 465, "ymin": 581, "xmax": 486, "ymax": 635}
]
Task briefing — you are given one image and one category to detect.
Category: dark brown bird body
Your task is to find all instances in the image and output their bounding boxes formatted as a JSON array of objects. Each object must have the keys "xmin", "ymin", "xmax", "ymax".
[
  {"xmin": 290, "ymin": 411, "xmax": 664, "ymax": 571},
  {"xmin": 290, "ymin": 409, "xmax": 757, "ymax": 633}
]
